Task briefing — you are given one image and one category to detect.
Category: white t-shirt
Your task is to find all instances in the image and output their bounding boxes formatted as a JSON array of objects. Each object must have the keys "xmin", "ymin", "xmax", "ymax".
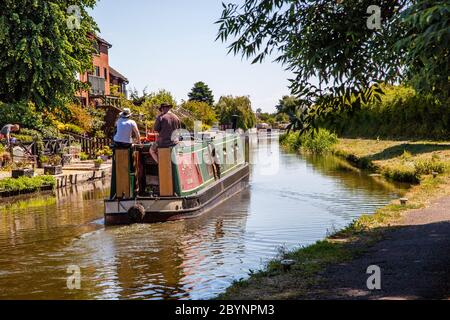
[{"xmin": 114, "ymin": 117, "xmax": 138, "ymax": 144}]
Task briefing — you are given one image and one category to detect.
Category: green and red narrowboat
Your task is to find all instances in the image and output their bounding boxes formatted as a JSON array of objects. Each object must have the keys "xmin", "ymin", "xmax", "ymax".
[{"xmin": 104, "ymin": 131, "xmax": 250, "ymax": 225}]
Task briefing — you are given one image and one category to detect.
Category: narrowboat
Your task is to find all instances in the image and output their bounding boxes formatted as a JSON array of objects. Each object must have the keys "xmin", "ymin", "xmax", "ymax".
[{"xmin": 104, "ymin": 131, "xmax": 250, "ymax": 225}]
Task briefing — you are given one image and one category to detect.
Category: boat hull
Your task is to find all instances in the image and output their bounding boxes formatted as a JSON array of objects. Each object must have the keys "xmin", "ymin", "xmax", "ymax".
[{"xmin": 104, "ymin": 163, "xmax": 250, "ymax": 225}]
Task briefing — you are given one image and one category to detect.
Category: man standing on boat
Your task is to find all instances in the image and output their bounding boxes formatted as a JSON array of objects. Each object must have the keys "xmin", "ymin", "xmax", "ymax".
[
  {"xmin": 150, "ymin": 103, "xmax": 181, "ymax": 163},
  {"xmin": 113, "ymin": 108, "xmax": 141, "ymax": 148}
]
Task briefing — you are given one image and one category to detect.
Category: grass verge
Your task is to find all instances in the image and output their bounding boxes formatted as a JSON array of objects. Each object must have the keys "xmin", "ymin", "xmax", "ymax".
[{"xmin": 332, "ymin": 139, "xmax": 450, "ymax": 183}]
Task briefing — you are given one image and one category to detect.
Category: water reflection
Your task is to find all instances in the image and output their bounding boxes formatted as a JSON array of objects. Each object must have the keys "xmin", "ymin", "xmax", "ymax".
[{"xmin": 0, "ymin": 139, "xmax": 406, "ymax": 299}]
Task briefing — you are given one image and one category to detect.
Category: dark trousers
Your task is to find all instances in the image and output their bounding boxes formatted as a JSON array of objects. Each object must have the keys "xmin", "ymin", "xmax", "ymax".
[{"xmin": 113, "ymin": 141, "xmax": 132, "ymax": 149}]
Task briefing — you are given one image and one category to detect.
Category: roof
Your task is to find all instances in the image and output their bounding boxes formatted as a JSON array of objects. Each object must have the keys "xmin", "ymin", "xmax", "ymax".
[
  {"xmin": 109, "ymin": 66, "xmax": 129, "ymax": 84},
  {"xmin": 95, "ymin": 35, "xmax": 113, "ymax": 48}
]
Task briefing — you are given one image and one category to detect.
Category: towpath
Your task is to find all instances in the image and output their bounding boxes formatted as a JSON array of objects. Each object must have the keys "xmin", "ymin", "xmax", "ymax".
[{"xmin": 313, "ymin": 196, "xmax": 450, "ymax": 300}]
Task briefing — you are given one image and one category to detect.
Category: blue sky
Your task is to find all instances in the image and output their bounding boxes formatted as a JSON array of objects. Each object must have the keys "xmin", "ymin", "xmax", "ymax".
[{"xmin": 90, "ymin": 0, "xmax": 292, "ymax": 112}]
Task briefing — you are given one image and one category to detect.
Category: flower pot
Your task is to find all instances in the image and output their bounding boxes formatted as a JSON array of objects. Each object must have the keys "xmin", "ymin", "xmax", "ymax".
[
  {"xmin": 44, "ymin": 165, "xmax": 63, "ymax": 176},
  {"xmin": 12, "ymin": 169, "xmax": 34, "ymax": 179}
]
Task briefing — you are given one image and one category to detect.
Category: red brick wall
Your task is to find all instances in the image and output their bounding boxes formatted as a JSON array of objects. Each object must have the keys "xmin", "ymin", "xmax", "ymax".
[
  {"xmin": 95, "ymin": 43, "xmax": 110, "ymax": 95},
  {"xmin": 77, "ymin": 40, "xmax": 110, "ymax": 105}
]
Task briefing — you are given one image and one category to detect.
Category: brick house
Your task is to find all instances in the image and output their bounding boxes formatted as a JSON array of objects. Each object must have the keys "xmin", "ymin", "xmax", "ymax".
[
  {"xmin": 76, "ymin": 35, "xmax": 129, "ymax": 137},
  {"xmin": 77, "ymin": 35, "xmax": 129, "ymax": 108}
]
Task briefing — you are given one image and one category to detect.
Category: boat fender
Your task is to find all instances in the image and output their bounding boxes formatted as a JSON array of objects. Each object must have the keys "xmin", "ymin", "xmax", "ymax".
[{"xmin": 128, "ymin": 204, "xmax": 146, "ymax": 223}]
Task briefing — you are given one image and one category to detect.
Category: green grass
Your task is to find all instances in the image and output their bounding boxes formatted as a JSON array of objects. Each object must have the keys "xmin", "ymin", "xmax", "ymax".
[
  {"xmin": 218, "ymin": 240, "xmax": 355, "ymax": 299},
  {"xmin": 0, "ymin": 175, "xmax": 56, "ymax": 193},
  {"xmin": 332, "ymin": 139, "xmax": 450, "ymax": 183}
]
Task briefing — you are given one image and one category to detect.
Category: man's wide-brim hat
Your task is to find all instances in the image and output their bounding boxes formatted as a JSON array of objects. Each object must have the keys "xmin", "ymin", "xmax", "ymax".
[
  {"xmin": 120, "ymin": 108, "xmax": 132, "ymax": 118},
  {"xmin": 159, "ymin": 103, "xmax": 173, "ymax": 111}
]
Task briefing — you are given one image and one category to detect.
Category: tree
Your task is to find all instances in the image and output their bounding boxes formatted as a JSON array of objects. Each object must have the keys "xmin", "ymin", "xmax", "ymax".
[
  {"xmin": 257, "ymin": 112, "xmax": 277, "ymax": 127},
  {"xmin": 0, "ymin": 0, "xmax": 98, "ymax": 112},
  {"xmin": 396, "ymin": 1, "xmax": 450, "ymax": 101},
  {"xmin": 215, "ymin": 95, "xmax": 256, "ymax": 130},
  {"xmin": 180, "ymin": 100, "xmax": 217, "ymax": 126},
  {"xmin": 276, "ymin": 96, "xmax": 309, "ymax": 133},
  {"xmin": 132, "ymin": 89, "xmax": 178, "ymax": 128},
  {"xmin": 188, "ymin": 82, "xmax": 215, "ymax": 106},
  {"xmin": 216, "ymin": 0, "xmax": 449, "ymax": 133},
  {"xmin": 130, "ymin": 87, "xmax": 150, "ymax": 107},
  {"xmin": 276, "ymin": 96, "xmax": 302, "ymax": 115}
]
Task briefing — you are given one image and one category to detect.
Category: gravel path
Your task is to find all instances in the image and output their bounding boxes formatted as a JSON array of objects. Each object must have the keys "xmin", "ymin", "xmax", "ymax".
[{"xmin": 315, "ymin": 197, "xmax": 450, "ymax": 300}]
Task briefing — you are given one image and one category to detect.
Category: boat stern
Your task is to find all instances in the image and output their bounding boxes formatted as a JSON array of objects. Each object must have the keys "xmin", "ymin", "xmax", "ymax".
[{"xmin": 104, "ymin": 198, "xmax": 185, "ymax": 225}]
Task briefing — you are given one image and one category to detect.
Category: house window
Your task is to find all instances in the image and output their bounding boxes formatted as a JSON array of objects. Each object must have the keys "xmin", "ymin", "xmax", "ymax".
[
  {"xmin": 104, "ymin": 68, "xmax": 108, "ymax": 80},
  {"xmin": 95, "ymin": 66, "xmax": 100, "ymax": 77}
]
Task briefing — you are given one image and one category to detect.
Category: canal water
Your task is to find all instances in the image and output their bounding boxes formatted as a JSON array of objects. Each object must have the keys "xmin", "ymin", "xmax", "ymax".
[{"xmin": 0, "ymin": 136, "xmax": 406, "ymax": 299}]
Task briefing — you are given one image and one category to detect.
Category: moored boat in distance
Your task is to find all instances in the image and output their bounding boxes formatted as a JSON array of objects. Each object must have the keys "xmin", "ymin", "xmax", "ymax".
[{"xmin": 104, "ymin": 131, "xmax": 250, "ymax": 225}]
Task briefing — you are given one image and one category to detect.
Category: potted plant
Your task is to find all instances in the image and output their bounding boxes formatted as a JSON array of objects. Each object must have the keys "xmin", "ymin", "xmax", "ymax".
[
  {"xmin": 12, "ymin": 161, "xmax": 34, "ymax": 178},
  {"xmin": 94, "ymin": 158, "xmax": 104, "ymax": 169},
  {"xmin": 43, "ymin": 155, "xmax": 63, "ymax": 176},
  {"xmin": 96, "ymin": 146, "xmax": 113, "ymax": 162}
]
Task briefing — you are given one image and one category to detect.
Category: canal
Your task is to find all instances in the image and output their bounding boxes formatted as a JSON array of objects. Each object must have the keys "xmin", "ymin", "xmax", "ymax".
[{"xmin": 0, "ymin": 136, "xmax": 406, "ymax": 299}]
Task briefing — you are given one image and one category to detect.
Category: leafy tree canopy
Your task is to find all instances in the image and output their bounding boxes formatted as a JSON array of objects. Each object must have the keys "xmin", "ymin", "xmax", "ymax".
[
  {"xmin": 130, "ymin": 87, "xmax": 150, "ymax": 107},
  {"xmin": 217, "ymin": 0, "xmax": 449, "ymax": 133},
  {"xmin": 0, "ymin": 0, "xmax": 98, "ymax": 112},
  {"xmin": 188, "ymin": 82, "xmax": 215, "ymax": 106},
  {"xmin": 397, "ymin": 1, "xmax": 449, "ymax": 101},
  {"xmin": 130, "ymin": 89, "xmax": 178, "ymax": 128},
  {"xmin": 275, "ymin": 95, "xmax": 307, "ymax": 132},
  {"xmin": 216, "ymin": 95, "xmax": 257, "ymax": 130},
  {"xmin": 180, "ymin": 100, "xmax": 218, "ymax": 126}
]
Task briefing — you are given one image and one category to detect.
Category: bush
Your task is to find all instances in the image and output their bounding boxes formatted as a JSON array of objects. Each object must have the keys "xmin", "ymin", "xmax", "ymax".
[
  {"xmin": 96, "ymin": 146, "xmax": 113, "ymax": 158},
  {"xmin": 0, "ymin": 101, "xmax": 58, "ymax": 138},
  {"xmin": 0, "ymin": 176, "xmax": 56, "ymax": 193},
  {"xmin": 66, "ymin": 103, "xmax": 94, "ymax": 133},
  {"xmin": 79, "ymin": 152, "xmax": 89, "ymax": 161},
  {"xmin": 39, "ymin": 155, "xmax": 49, "ymax": 165},
  {"xmin": 299, "ymin": 129, "xmax": 338, "ymax": 154},
  {"xmin": 86, "ymin": 106, "xmax": 106, "ymax": 137},
  {"xmin": 414, "ymin": 159, "xmax": 446, "ymax": 175},
  {"xmin": 320, "ymin": 85, "xmax": 450, "ymax": 140},
  {"xmin": 58, "ymin": 123, "xmax": 85, "ymax": 135},
  {"xmin": 382, "ymin": 165, "xmax": 420, "ymax": 184},
  {"xmin": 281, "ymin": 129, "xmax": 338, "ymax": 154},
  {"xmin": 0, "ymin": 101, "xmax": 44, "ymax": 129},
  {"xmin": 280, "ymin": 132, "xmax": 302, "ymax": 151}
]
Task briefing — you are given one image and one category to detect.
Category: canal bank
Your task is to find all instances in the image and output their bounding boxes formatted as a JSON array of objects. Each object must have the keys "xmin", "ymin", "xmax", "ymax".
[
  {"xmin": 0, "ymin": 160, "xmax": 112, "ymax": 198},
  {"xmin": 219, "ymin": 138, "xmax": 450, "ymax": 300}
]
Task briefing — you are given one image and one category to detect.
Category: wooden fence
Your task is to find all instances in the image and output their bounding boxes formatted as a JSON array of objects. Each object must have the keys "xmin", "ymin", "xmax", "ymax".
[{"xmin": 66, "ymin": 133, "xmax": 111, "ymax": 157}]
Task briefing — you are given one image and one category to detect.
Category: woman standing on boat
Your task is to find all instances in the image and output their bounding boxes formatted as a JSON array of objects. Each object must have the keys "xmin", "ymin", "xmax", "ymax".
[{"xmin": 113, "ymin": 108, "xmax": 141, "ymax": 148}]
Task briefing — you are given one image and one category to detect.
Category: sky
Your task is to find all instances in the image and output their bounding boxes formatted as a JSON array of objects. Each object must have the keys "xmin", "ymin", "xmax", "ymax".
[{"xmin": 90, "ymin": 0, "xmax": 293, "ymax": 113}]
